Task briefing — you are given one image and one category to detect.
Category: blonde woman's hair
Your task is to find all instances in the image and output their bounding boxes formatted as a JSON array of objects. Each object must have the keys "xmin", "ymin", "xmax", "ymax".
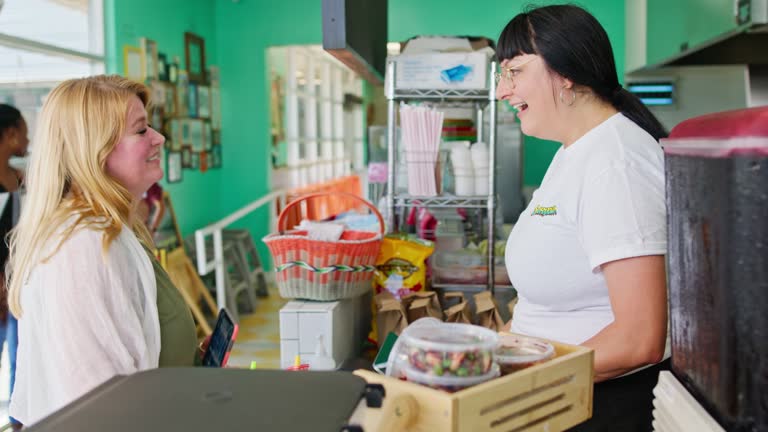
[{"xmin": 5, "ymin": 75, "xmax": 155, "ymax": 317}]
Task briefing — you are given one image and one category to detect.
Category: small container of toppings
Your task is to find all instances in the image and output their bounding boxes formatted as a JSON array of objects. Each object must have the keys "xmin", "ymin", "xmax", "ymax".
[
  {"xmin": 495, "ymin": 334, "xmax": 555, "ymax": 375},
  {"xmin": 401, "ymin": 323, "xmax": 498, "ymax": 377}
]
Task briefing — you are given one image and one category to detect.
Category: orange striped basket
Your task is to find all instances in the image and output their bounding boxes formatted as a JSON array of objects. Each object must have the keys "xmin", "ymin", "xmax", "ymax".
[{"xmin": 263, "ymin": 192, "xmax": 385, "ymax": 301}]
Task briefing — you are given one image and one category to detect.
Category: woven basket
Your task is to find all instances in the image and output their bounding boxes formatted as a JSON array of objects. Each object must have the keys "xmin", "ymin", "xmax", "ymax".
[{"xmin": 263, "ymin": 192, "xmax": 384, "ymax": 301}]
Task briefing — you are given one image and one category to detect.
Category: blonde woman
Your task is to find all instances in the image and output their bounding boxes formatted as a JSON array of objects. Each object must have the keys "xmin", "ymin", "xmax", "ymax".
[{"xmin": 6, "ymin": 76, "xmax": 197, "ymax": 425}]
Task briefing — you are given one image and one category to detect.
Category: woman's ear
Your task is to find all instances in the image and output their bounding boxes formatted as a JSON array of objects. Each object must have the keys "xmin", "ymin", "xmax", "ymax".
[{"xmin": 561, "ymin": 77, "xmax": 574, "ymax": 90}]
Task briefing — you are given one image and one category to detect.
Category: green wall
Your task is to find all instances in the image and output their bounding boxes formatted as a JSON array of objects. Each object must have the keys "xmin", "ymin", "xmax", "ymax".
[
  {"xmin": 106, "ymin": 0, "xmax": 626, "ymax": 245},
  {"xmin": 105, "ymin": 0, "xmax": 221, "ymax": 239}
]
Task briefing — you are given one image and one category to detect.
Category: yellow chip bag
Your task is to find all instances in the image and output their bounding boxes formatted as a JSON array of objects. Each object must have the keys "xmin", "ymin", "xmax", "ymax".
[{"xmin": 373, "ymin": 235, "xmax": 434, "ymax": 299}]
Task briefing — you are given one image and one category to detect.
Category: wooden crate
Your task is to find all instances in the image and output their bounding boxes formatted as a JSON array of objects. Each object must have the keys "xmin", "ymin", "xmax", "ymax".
[{"xmin": 353, "ymin": 335, "xmax": 594, "ymax": 432}]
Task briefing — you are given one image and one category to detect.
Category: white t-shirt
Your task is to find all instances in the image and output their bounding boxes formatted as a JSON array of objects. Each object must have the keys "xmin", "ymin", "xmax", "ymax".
[{"xmin": 506, "ymin": 113, "xmax": 666, "ymax": 345}]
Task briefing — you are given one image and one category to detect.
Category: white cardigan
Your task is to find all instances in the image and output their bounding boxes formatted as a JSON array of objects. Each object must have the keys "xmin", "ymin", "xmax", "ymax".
[{"xmin": 9, "ymin": 223, "xmax": 160, "ymax": 425}]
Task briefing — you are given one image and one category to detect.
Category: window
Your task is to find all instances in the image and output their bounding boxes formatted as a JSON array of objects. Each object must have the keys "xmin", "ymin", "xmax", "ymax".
[
  {"xmin": 268, "ymin": 45, "xmax": 364, "ymax": 190},
  {"xmin": 0, "ymin": 0, "xmax": 105, "ymax": 155}
]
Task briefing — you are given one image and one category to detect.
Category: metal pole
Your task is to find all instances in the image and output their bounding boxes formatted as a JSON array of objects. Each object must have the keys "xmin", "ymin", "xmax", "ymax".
[
  {"xmin": 487, "ymin": 62, "xmax": 498, "ymax": 295},
  {"xmin": 386, "ymin": 60, "xmax": 397, "ymax": 233}
]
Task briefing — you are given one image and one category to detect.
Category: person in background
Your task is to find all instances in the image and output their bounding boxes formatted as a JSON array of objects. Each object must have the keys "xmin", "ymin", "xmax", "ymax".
[
  {"xmin": 0, "ymin": 104, "xmax": 29, "ymax": 432},
  {"xmin": 496, "ymin": 5, "xmax": 669, "ymax": 431},
  {"xmin": 5, "ymin": 76, "xmax": 198, "ymax": 426}
]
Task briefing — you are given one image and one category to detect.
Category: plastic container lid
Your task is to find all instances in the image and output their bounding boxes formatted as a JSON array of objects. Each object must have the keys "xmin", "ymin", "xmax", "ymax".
[
  {"xmin": 401, "ymin": 323, "xmax": 499, "ymax": 353},
  {"xmin": 495, "ymin": 335, "xmax": 555, "ymax": 371},
  {"xmin": 404, "ymin": 362, "xmax": 500, "ymax": 391}
]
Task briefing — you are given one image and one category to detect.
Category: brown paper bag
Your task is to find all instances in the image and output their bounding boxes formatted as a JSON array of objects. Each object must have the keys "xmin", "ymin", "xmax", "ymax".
[
  {"xmin": 444, "ymin": 300, "xmax": 472, "ymax": 324},
  {"xmin": 474, "ymin": 291, "xmax": 505, "ymax": 331},
  {"xmin": 407, "ymin": 297, "xmax": 437, "ymax": 322},
  {"xmin": 402, "ymin": 291, "xmax": 443, "ymax": 321},
  {"xmin": 443, "ymin": 292, "xmax": 465, "ymax": 309},
  {"xmin": 374, "ymin": 291, "xmax": 408, "ymax": 343},
  {"xmin": 507, "ymin": 297, "xmax": 519, "ymax": 321}
]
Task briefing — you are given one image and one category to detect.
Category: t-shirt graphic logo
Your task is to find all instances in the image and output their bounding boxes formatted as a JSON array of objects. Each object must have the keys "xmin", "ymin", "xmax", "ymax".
[{"xmin": 531, "ymin": 204, "xmax": 557, "ymax": 217}]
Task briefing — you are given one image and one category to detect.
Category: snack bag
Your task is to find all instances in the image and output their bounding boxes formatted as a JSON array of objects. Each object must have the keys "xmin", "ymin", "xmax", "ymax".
[
  {"xmin": 474, "ymin": 291, "xmax": 505, "ymax": 331},
  {"xmin": 444, "ymin": 293, "xmax": 471, "ymax": 324},
  {"xmin": 374, "ymin": 235, "xmax": 434, "ymax": 299},
  {"xmin": 402, "ymin": 291, "xmax": 443, "ymax": 321},
  {"xmin": 374, "ymin": 291, "xmax": 409, "ymax": 344}
]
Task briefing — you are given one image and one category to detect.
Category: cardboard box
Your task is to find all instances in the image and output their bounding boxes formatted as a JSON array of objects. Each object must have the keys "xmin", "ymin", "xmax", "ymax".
[{"xmin": 386, "ymin": 52, "xmax": 491, "ymax": 91}]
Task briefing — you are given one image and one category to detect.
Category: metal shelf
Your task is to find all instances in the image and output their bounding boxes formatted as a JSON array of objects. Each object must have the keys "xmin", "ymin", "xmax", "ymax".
[
  {"xmin": 394, "ymin": 194, "xmax": 489, "ymax": 209},
  {"xmin": 392, "ymin": 88, "xmax": 492, "ymax": 101},
  {"xmin": 432, "ymin": 282, "xmax": 516, "ymax": 291}
]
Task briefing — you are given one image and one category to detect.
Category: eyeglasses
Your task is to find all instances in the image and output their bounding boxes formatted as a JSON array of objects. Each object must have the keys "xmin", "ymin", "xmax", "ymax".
[{"xmin": 493, "ymin": 57, "xmax": 537, "ymax": 86}]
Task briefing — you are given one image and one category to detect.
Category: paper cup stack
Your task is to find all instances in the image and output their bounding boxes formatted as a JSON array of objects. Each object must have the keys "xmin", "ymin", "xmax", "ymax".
[
  {"xmin": 471, "ymin": 142, "xmax": 490, "ymax": 196},
  {"xmin": 450, "ymin": 143, "xmax": 474, "ymax": 196}
]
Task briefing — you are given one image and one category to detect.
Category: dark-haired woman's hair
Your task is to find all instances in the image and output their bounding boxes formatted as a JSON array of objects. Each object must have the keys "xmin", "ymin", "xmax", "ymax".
[
  {"xmin": 0, "ymin": 104, "xmax": 23, "ymax": 138},
  {"xmin": 496, "ymin": 4, "xmax": 668, "ymax": 141}
]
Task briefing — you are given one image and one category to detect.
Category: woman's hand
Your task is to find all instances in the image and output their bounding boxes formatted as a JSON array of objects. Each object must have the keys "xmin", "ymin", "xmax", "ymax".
[
  {"xmin": 582, "ymin": 255, "xmax": 667, "ymax": 382},
  {"xmin": 198, "ymin": 335, "xmax": 211, "ymax": 361}
]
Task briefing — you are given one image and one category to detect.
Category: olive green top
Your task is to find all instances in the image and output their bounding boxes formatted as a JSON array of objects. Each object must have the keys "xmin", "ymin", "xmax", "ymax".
[{"xmin": 147, "ymin": 249, "xmax": 198, "ymax": 366}]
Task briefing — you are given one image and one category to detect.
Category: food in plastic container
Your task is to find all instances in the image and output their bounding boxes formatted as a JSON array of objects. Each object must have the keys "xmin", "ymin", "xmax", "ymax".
[
  {"xmin": 401, "ymin": 322, "xmax": 498, "ymax": 377},
  {"xmin": 404, "ymin": 362, "xmax": 500, "ymax": 392},
  {"xmin": 495, "ymin": 334, "xmax": 555, "ymax": 375}
]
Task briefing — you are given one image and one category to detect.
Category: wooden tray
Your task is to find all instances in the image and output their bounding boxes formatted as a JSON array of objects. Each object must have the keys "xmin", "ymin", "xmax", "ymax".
[{"xmin": 353, "ymin": 334, "xmax": 594, "ymax": 432}]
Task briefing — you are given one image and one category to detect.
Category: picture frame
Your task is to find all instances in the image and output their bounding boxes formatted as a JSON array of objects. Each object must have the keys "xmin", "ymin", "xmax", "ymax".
[
  {"xmin": 166, "ymin": 151, "xmax": 183, "ymax": 183},
  {"xmin": 197, "ymin": 86, "xmax": 211, "ymax": 118},
  {"xmin": 184, "ymin": 32, "xmax": 206, "ymax": 83},
  {"xmin": 210, "ymin": 86, "xmax": 221, "ymax": 129},
  {"xmin": 163, "ymin": 82, "xmax": 177, "ymax": 116},
  {"xmin": 149, "ymin": 81, "xmax": 166, "ymax": 110},
  {"xmin": 181, "ymin": 146, "xmax": 193, "ymax": 168},
  {"xmin": 208, "ymin": 65, "xmax": 220, "ymax": 87},
  {"xmin": 158, "ymin": 53, "xmax": 169, "ymax": 82},
  {"xmin": 189, "ymin": 119, "xmax": 204, "ymax": 153},
  {"xmin": 203, "ymin": 121, "xmax": 213, "ymax": 151},
  {"xmin": 176, "ymin": 70, "xmax": 189, "ymax": 117},
  {"xmin": 167, "ymin": 119, "xmax": 182, "ymax": 151},
  {"xmin": 168, "ymin": 61, "xmax": 179, "ymax": 84},
  {"xmin": 181, "ymin": 119, "xmax": 192, "ymax": 147},
  {"xmin": 140, "ymin": 38, "xmax": 159, "ymax": 80},
  {"xmin": 210, "ymin": 144, "xmax": 222, "ymax": 169},
  {"xmin": 199, "ymin": 151, "xmax": 208, "ymax": 173},
  {"xmin": 212, "ymin": 129, "xmax": 221, "ymax": 146},
  {"xmin": 151, "ymin": 106, "xmax": 164, "ymax": 134},
  {"xmin": 123, "ymin": 45, "xmax": 144, "ymax": 82},
  {"xmin": 190, "ymin": 152, "xmax": 200, "ymax": 170},
  {"xmin": 188, "ymin": 82, "xmax": 198, "ymax": 118}
]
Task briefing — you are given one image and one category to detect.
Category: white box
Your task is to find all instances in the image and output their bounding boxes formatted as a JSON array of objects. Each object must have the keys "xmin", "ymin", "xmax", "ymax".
[
  {"xmin": 386, "ymin": 52, "xmax": 490, "ymax": 91},
  {"xmin": 279, "ymin": 298, "xmax": 362, "ymax": 369}
]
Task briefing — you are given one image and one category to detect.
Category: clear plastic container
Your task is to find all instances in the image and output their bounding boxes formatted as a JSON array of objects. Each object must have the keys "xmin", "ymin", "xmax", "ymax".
[
  {"xmin": 401, "ymin": 323, "xmax": 498, "ymax": 377},
  {"xmin": 432, "ymin": 250, "xmax": 510, "ymax": 285},
  {"xmin": 495, "ymin": 334, "xmax": 555, "ymax": 375},
  {"xmin": 404, "ymin": 362, "xmax": 500, "ymax": 393}
]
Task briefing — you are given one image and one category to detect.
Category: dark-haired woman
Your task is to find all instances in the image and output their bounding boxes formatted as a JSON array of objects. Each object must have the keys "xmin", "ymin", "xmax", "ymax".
[
  {"xmin": 0, "ymin": 104, "xmax": 28, "ymax": 431},
  {"xmin": 498, "ymin": 5, "xmax": 669, "ymax": 431}
]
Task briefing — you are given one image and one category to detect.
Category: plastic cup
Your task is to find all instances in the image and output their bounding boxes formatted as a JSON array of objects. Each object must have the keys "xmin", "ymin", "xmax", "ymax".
[
  {"xmin": 403, "ymin": 362, "xmax": 500, "ymax": 392},
  {"xmin": 495, "ymin": 334, "xmax": 555, "ymax": 375}
]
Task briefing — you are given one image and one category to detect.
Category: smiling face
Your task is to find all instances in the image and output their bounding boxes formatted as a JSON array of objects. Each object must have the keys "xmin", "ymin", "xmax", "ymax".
[
  {"xmin": 495, "ymin": 54, "xmax": 570, "ymax": 141},
  {"xmin": 105, "ymin": 95, "xmax": 165, "ymax": 199}
]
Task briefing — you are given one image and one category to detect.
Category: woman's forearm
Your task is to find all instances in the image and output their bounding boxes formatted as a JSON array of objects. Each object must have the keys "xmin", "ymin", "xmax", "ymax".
[{"xmin": 582, "ymin": 321, "xmax": 665, "ymax": 382}]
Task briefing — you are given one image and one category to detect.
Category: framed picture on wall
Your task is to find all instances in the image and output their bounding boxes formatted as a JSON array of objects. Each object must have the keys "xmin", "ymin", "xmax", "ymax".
[
  {"xmin": 167, "ymin": 151, "xmax": 183, "ymax": 183},
  {"xmin": 181, "ymin": 146, "xmax": 192, "ymax": 168},
  {"xmin": 208, "ymin": 65, "xmax": 220, "ymax": 87},
  {"xmin": 123, "ymin": 45, "xmax": 144, "ymax": 82},
  {"xmin": 199, "ymin": 151, "xmax": 208, "ymax": 173},
  {"xmin": 197, "ymin": 86, "xmax": 210, "ymax": 118},
  {"xmin": 176, "ymin": 70, "xmax": 189, "ymax": 117},
  {"xmin": 151, "ymin": 106, "xmax": 164, "ymax": 134},
  {"xmin": 140, "ymin": 38, "xmax": 159, "ymax": 80},
  {"xmin": 169, "ymin": 59, "xmax": 179, "ymax": 84},
  {"xmin": 163, "ymin": 83, "xmax": 176, "ymax": 116},
  {"xmin": 158, "ymin": 53, "xmax": 169, "ymax": 82},
  {"xmin": 190, "ymin": 152, "xmax": 200, "ymax": 170},
  {"xmin": 210, "ymin": 144, "xmax": 222, "ymax": 169},
  {"xmin": 189, "ymin": 119, "xmax": 204, "ymax": 153},
  {"xmin": 188, "ymin": 82, "xmax": 198, "ymax": 118},
  {"xmin": 210, "ymin": 86, "xmax": 221, "ymax": 130},
  {"xmin": 167, "ymin": 119, "xmax": 182, "ymax": 151},
  {"xmin": 203, "ymin": 121, "xmax": 212, "ymax": 151},
  {"xmin": 184, "ymin": 32, "xmax": 206, "ymax": 83}
]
